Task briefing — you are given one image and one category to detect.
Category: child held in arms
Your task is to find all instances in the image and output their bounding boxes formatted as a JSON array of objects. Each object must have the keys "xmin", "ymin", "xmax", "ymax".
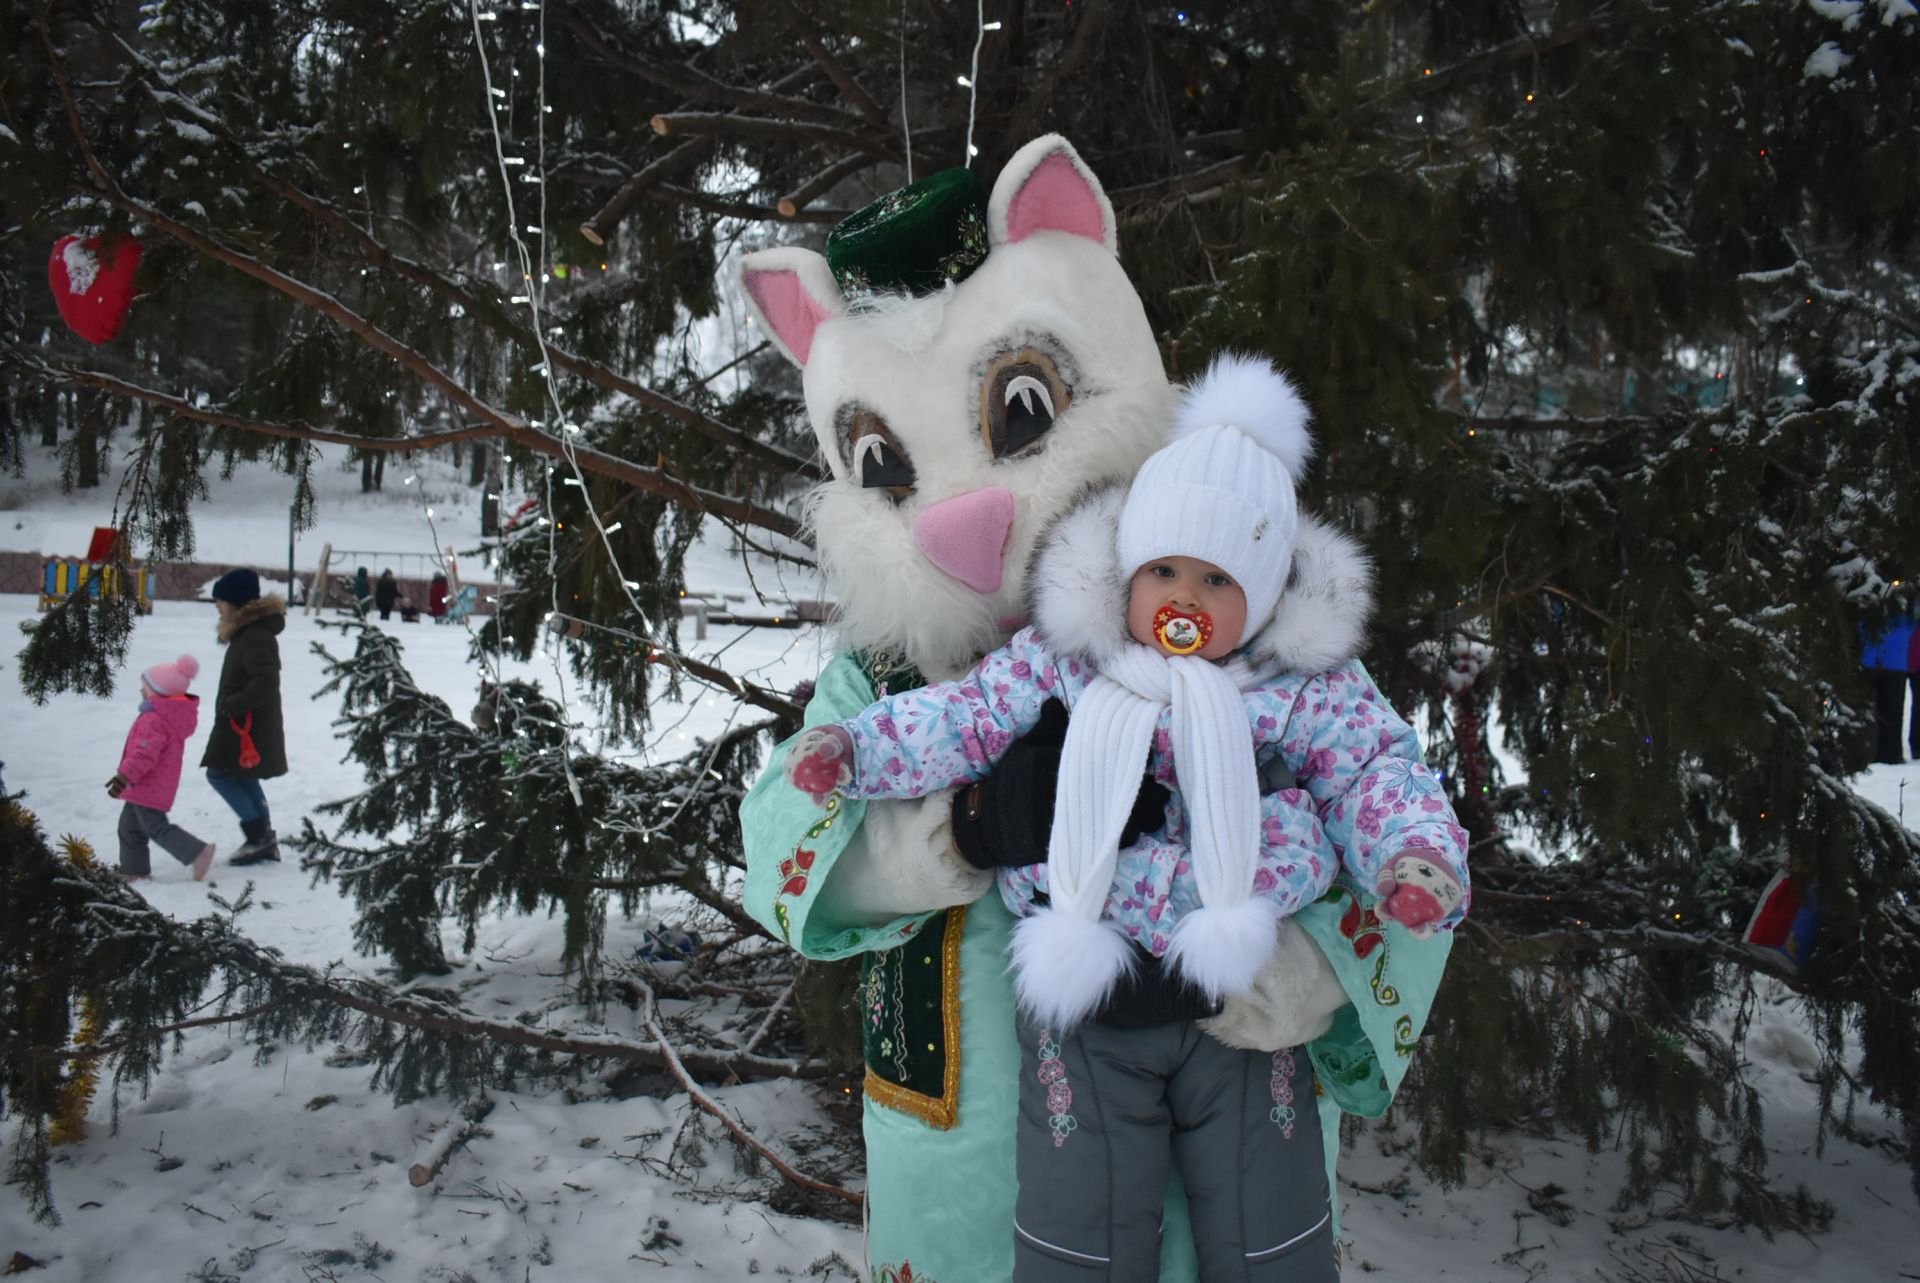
[{"xmin": 783, "ymin": 355, "xmax": 1470, "ymax": 1273}]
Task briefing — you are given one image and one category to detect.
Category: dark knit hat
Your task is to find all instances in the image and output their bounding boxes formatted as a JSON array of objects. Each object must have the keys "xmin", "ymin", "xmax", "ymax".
[
  {"xmin": 825, "ymin": 167, "xmax": 990, "ymax": 300},
  {"xmin": 211, "ymin": 568, "xmax": 261, "ymax": 606}
]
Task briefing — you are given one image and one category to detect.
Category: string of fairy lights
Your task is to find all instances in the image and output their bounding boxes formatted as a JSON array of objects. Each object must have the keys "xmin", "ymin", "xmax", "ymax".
[
  {"xmin": 467, "ymin": 0, "xmax": 590, "ymax": 804},
  {"xmin": 458, "ymin": 0, "xmax": 836, "ymax": 828},
  {"xmin": 448, "ymin": 2, "xmax": 1000, "ymax": 807}
]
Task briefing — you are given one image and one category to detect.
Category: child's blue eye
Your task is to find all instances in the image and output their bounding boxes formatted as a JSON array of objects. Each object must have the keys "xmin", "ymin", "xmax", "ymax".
[
  {"xmin": 1206, "ymin": 573, "xmax": 1232, "ymax": 588},
  {"xmin": 1152, "ymin": 565, "xmax": 1175, "ymax": 579}
]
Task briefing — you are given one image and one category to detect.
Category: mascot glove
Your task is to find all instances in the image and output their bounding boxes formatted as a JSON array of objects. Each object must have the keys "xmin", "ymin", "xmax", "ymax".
[
  {"xmin": 1199, "ymin": 917, "xmax": 1349, "ymax": 1052},
  {"xmin": 1375, "ymin": 850, "xmax": 1465, "ymax": 936},
  {"xmin": 786, "ymin": 725, "xmax": 856, "ymax": 805}
]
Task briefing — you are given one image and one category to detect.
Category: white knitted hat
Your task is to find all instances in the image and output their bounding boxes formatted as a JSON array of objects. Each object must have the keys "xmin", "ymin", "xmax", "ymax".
[{"xmin": 1116, "ymin": 354, "xmax": 1315, "ymax": 647}]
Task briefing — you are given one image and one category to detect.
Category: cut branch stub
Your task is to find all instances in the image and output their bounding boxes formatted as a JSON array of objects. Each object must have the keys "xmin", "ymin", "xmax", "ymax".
[{"xmin": 580, "ymin": 137, "xmax": 713, "ymax": 247}]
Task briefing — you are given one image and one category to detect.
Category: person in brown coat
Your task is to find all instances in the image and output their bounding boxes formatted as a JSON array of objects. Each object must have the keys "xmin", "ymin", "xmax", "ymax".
[{"xmin": 200, "ymin": 568, "xmax": 289, "ymax": 865}]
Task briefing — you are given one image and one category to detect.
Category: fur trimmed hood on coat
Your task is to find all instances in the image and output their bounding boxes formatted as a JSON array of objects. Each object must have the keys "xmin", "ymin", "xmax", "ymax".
[
  {"xmin": 216, "ymin": 593, "xmax": 287, "ymax": 644},
  {"xmin": 1027, "ymin": 484, "xmax": 1374, "ymax": 677}
]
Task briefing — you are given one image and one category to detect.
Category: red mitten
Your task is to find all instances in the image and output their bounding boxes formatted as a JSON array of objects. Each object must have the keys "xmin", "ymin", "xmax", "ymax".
[
  {"xmin": 785, "ymin": 725, "xmax": 855, "ymax": 805},
  {"xmin": 231, "ymin": 712, "xmax": 262, "ymax": 770},
  {"xmin": 1375, "ymin": 851, "xmax": 1464, "ymax": 935}
]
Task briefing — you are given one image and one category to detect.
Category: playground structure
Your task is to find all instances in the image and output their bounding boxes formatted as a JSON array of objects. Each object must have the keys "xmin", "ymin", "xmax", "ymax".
[
  {"xmin": 36, "ymin": 527, "xmax": 156, "ymax": 615},
  {"xmin": 305, "ymin": 543, "xmax": 491, "ymax": 621},
  {"xmin": 39, "ymin": 557, "xmax": 157, "ymax": 614}
]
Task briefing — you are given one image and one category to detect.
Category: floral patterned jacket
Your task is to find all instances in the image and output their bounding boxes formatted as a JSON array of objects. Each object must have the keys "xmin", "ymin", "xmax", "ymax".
[{"xmin": 835, "ymin": 625, "xmax": 1470, "ymax": 951}]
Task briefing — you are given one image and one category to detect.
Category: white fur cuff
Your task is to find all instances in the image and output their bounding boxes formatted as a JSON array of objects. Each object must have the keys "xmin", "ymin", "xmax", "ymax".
[
  {"xmin": 1199, "ymin": 917, "xmax": 1349, "ymax": 1052},
  {"xmin": 818, "ymin": 795, "xmax": 993, "ymax": 926}
]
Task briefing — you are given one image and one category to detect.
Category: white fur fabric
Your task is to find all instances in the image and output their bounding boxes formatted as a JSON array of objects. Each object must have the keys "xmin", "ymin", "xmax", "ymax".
[
  {"xmin": 1198, "ymin": 917, "xmax": 1350, "ymax": 1051},
  {"xmin": 1173, "ymin": 352, "xmax": 1315, "ymax": 483},
  {"xmin": 737, "ymin": 136, "xmax": 1173, "ymax": 680},
  {"xmin": 821, "ymin": 795, "xmax": 994, "ymax": 923},
  {"xmin": 1031, "ymin": 486, "xmax": 1376, "ymax": 679}
]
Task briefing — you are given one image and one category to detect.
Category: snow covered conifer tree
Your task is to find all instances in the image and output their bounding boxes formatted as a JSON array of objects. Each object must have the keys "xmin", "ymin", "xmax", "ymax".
[{"xmin": 1, "ymin": 0, "xmax": 1916, "ymax": 1231}]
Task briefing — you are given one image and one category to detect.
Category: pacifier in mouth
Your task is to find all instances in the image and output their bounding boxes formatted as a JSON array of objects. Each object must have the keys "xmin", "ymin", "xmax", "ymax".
[{"xmin": 1152, "ymin": 605, "xmax": 1213, "ymax": 655}]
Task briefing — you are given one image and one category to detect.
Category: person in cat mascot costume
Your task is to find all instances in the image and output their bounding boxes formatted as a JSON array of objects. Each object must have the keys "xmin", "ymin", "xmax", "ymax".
[{"xmin": 738, "ymin": 135, "xmax": 1455, "ymax": 1281}]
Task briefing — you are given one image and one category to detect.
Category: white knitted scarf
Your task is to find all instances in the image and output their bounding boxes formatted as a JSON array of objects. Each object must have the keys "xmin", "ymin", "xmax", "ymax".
[{"xmin": 1008, "ymin": 643, "xmax": 1282, "ymax": 1029}]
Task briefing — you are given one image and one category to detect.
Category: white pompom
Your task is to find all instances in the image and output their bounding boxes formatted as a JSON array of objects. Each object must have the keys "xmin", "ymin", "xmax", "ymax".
[
  {"xmin": 1173, "ymin": 352, "xmax": 1316, "ymax": 483},
  {"xmin": 1008, "ymin": 908, "xmax": 1138, "ymax": 1032},
  {"xmin": 1163, "ymin": 898, "xmax": 1284, "ymax": 1002}
]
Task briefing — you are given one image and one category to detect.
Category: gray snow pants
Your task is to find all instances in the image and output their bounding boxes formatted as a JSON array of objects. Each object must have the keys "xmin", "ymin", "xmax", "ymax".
[
  {"xmin": 1013, "ymin": 1014, "xmax": 1337, "ymax": 1283},
  {"xmin": 117, "ymin": 802, "xmax": 207, "ymax": 876}
]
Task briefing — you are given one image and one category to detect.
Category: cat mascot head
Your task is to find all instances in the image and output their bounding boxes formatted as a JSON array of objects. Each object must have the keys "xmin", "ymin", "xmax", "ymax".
[{"xmin": 739, "ymin": 135, "xmax": 1173, "ymax": 676}]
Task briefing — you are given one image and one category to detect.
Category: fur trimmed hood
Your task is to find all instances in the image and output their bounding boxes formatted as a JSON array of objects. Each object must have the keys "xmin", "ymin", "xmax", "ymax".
[
  {"xmin": 1028, "ymin": 485, "xmax": 1373, "ymax": 676},
  {"xmin": 216, "ymin": 593, "xmax": 287, "ymax": 644}
]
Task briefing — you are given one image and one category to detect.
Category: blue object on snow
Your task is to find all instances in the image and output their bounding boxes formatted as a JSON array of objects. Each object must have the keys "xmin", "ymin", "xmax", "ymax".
[
  {"xmin": 636, "ymin": 923, "xmax": 701, "ymax": 963},
  {"xmin": 1861, "ymin": 610, "xmax": 1917, "ymax": 672}
]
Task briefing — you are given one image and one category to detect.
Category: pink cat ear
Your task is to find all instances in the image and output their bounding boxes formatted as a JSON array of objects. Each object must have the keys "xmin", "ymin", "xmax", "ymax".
[
  {"xmin": 739, "ymin": 248, "xmax": 846, "ymax": 367},
  {"xmin": 988, "ymin": 134, "xmax": 1117, "ymax": 254}
]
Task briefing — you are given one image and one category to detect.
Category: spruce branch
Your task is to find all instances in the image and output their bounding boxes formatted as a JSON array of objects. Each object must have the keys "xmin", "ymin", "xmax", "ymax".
[
  {"xmin": 1737, "ymin": 256, "xmax": 1920, "ymax": 342},
  {"xmin": 779, "ymin": 7, "xmax": 893, "ymax": 135},
  {"xmin": 40, "ymin": 22, "xmax": 805, "ymax": 541},
  {"xmin": 648, "ymin": 110, "xmax": 897, "ymax": 160},
  {"xmin": 89, "ymin": 25, "xmax": 818, "ymax": 481},
  {"xmin": 556, "ymin": 10, "xmax": 860, "ymax": 130},
  {"xmin": 19, "ymin": 355, "xmax": 803, "ymax": 540},
  {"xmin": 577, "ymin": 136, "xmax": 715, "ymax": 247},
  {"xmin": 246, "ymin": 164, "xmax": 819, "ymax": 481}
]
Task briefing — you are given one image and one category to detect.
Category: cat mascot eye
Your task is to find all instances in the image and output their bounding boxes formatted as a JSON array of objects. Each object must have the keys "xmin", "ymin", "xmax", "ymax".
[
  {"xmin": 846, "ymin": 409, "xmax": 916, "ymax": 498},
  {"xmin": 980, "ymin": 347, "xmax": 1071, "ymax": 460}
]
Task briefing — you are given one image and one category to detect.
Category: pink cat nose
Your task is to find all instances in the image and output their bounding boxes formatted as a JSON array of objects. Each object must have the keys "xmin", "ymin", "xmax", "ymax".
[{"xmin": 913, "ymin": 486, "xmax": 1016, "ymax": 595}]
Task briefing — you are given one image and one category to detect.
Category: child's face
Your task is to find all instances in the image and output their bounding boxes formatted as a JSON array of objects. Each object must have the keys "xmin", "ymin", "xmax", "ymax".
[{"xmin": 1126, "ymin": 557, "xmax": 1247, "ymax": 660}]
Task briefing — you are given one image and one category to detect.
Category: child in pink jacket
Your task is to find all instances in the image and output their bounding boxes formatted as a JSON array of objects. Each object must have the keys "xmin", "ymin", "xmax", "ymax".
[{"xmin": 109, "ymin": 654, "xmax": 215, "ymax": 881}]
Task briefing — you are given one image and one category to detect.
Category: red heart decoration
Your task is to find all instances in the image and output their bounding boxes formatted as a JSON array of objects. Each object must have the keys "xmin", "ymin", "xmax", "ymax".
[{"xmin": 48, "ymin": 234, "xmax": 144, "ymax": 344}]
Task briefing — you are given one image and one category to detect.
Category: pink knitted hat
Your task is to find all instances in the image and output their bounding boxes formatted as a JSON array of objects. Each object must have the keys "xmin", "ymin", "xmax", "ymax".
[{"xmin": 142, "ymin": 654, "xmax": 200, "ymax": 697}]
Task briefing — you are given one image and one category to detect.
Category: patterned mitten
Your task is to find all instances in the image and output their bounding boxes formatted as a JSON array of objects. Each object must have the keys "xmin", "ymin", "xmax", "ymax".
[
  {"xmin": 785, "ymin": 725, "xmax": 855, "ymax": 805},
  {"xmin": 1375, "ymin": 850, "xmax": 1465, "ymax": 935}
]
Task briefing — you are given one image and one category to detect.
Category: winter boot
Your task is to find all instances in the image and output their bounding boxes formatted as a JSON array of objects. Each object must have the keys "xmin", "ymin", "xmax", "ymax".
[
  {"xmin": 191, "ymin": 843, "xmax": 217, "ymax": 882},
  {"xmin": 228, "ymin": 818, "xmax": 280, "ymax": 866}
]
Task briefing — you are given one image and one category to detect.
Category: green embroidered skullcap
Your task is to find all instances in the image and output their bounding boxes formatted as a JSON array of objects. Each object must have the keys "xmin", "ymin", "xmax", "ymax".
[{"xmin": 825, "ymin": 167, "xmax": 990, "ymax": 299}]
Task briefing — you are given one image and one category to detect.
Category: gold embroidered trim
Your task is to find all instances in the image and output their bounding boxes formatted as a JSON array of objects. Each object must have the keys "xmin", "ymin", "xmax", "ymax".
[{"xmin": 863, "ymin": 903, "xmax": 968, "ymax": 1130}]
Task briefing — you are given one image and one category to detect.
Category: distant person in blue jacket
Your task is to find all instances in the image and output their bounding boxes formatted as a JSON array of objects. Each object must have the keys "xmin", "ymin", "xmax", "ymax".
[{"xmin": 1863, "ymin": 607, "xmax": 1919, "ymax": 765}]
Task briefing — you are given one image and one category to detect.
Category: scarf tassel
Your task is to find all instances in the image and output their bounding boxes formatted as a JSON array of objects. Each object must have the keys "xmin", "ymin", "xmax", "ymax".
[
  {"xmin": 1165, "ymin": 897, "xmax": 1284, "ymax": 1003},
  {"xmin": 1009, "ymin": 907, "xmax": 1140, "ymax": 1031}
]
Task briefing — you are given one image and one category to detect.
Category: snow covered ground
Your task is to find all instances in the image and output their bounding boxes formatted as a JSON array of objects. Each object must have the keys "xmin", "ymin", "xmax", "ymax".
[
  {"xmin": 0, "ymin": 441, "xmax": 485, "ymax": 577},
  {"xmin": 2, "ymin": 443, "xmax": 1917, "ymax": 1281}
]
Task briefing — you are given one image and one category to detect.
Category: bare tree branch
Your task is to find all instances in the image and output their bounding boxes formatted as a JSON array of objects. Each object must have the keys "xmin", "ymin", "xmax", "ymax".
[
  {"xmin": 778, "ymin": 152, "xmax": 874, "ymax": 219},
  {"xmin": 651, "ymin": 181, "xmax": 850, "ymax": 224},
  {"xmin": 782, "ymin": 6, "xmax": 893, "ymax": 135},
  {"xmin": 650, "ymin": 109, "xmax": 894, "ymax": 159},
  {"xmin": 557, "ymin": 10, "xmax": 859, "ymax": 129},
  {"xmin": 639, "ymin": 979, "xmax": 862, "ymax": 1208},
  {"xmin": 578, "ymin": 136, "xmax": 714, "ymax": 246},
  {"xmin": 26, "ymin": 358, "xmax": 805, "ymax": 541}
]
